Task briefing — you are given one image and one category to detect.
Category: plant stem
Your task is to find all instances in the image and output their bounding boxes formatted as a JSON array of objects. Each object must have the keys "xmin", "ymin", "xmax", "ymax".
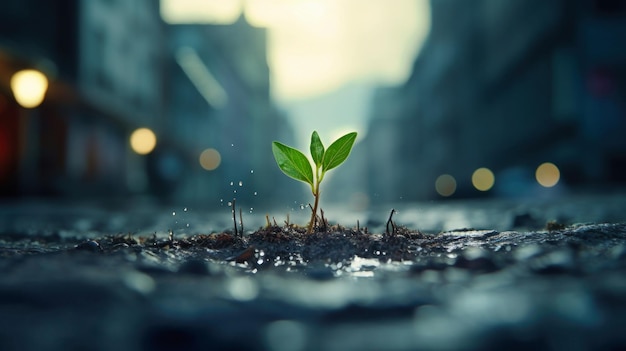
[
  {"xmin": 308, "ymin": 166, "xmax": 322, "ymax": 234},
  {"xmin": 308, "ymin": 185, "xmax": 319, "ymax": 234}
]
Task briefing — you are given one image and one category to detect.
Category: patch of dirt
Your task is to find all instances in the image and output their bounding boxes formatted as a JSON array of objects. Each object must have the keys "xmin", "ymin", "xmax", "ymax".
[{"xmin": 2, "ymin": 221, "xmax": 626, "ymax": 351}]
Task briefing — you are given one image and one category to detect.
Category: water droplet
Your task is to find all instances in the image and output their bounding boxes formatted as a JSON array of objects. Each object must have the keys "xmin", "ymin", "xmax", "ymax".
[
  {"xmin": 230, "ymin": 181, "xmax": 234, "ymax": 186},
  {"xmin": 253, "ymin": 192, "xmax": 257, "ymax": 196},
  {"xmin": 183, "ymin": 207, "xmax": 187, "ymax": 212},
  {"xmin": 172, "ymin": 212, "xmax": 176, "ymax": 216},
  {"xmin": 238, "ymin": 181, "xmax": 243, "ymax": 186},
  {"xmin": 299, "ymin": 204, "xmax": 305, "ymax": 210},
  {"xmin": 227, "ymin": 201, "xmax": 232, "ymax": 207},
  {"xmin": 233, "ymin": 190, "xmax": 237, "ymax": 194},
  {"xmin": 249, "ymin": 207, "xmax": 254, "ymax": 213},
  {"xmin": 186, "ymin": 223, "xmax": 190, "ymax": 227},
  {"xmin": 250, "ymin": 170, "xmax": 254, "ymax": 174}
]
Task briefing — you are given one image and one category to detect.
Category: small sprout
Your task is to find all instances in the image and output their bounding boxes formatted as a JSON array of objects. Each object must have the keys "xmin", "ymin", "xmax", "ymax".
[
  {"xmin": 239, "ymin": 207, "xmax": 244, "ymax": 236},
  {"xmin": 386, "ymin": 209, "xmax": 396, "ymax": 236},
  {"xmin": 231, "ymin": 198, "xmax": 238, "ymax": 236},
  {"xmin": 272, "ymin": 131, "xmax": 357, "ymax": 233}
]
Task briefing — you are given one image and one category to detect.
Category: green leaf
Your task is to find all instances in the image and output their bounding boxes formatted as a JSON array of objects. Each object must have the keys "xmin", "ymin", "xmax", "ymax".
[
  {"xmin": 272, "ymin": 141, "xmax": 314, "ymax": 186},
  {"xmin": 322, "ymin": 132, "xmax": 357, "ymax": 172},
  {"xmin": 310, "ymin": 131, "xmax": 325, "ymax": 168}
]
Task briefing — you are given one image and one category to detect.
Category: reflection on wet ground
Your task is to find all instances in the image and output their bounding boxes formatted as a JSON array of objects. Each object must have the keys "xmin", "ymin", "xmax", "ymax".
[{"xmin": 1, "ymin": 193, "xmax": 626, "ymax": 350}]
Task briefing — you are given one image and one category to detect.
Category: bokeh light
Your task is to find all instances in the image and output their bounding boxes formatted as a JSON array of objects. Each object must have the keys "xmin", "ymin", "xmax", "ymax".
[
  {"xmin": 472, "ymin": 167, "xmax": 495, "ymax": 191},
  {"xmin": 536, "ymin": 162, "xmax": 560, "ymax": 187},
  {"xmin": 130, "ymin": 128, "xmax": 157, "ymax": 155},
  {"xmin": 435, "ymin": 174, "xmax": 456, "ymax": 197},
  {"xmin": 199, "ymin": 148, "xmax": 221, "ymax": 171},
  {"xmin": 10, "ymin": 69, "xmax": 48, "ymax": 108}
]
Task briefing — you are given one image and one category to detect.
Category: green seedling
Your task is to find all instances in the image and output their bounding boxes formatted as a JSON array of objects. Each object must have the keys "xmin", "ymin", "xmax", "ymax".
[{"xmin": 272, "ymin": 131, "xmax": 357, "ymax": 233}]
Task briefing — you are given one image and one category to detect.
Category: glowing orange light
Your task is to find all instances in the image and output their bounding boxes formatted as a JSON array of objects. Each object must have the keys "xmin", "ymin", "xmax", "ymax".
[
  {"xmin": 536, "ymin": 162, "xmax": 560, "ymax": 187},
  {"xmin": 199, "ymin": 148, "xmax": 221, "ymax": 170},
  {"xmin": 130, "ymin": 128, "xmax": 157, "ymax": 155},
  {"xmin": 472, "ymin": 167, "xmax": 495, "ymax": 191},
  {"xmin": 435, "ymin": 174, "xmax": 456, "ymax": 197},
  {"xmin": 10, "ymin": 69, "xmax": 48, "ymax": 108}
]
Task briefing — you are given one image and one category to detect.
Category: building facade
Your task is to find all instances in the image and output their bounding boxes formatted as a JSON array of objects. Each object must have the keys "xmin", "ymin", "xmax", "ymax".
[
  {"xmin": 0, "ymin": 0, "xmax": 296, "ymax": 208},
  {"xmin": 365, "ymin": 0, "xmax": 626, "ymax": 201},
  {"xmin": 165, "ymin": 17, "xmax": 296, "ymax": 206}
]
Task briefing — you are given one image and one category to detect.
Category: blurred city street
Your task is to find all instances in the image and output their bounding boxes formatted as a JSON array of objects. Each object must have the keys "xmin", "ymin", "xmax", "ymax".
[{"xmin": 1, "ymin": 0, "xmax": 626, "ymax": 350}]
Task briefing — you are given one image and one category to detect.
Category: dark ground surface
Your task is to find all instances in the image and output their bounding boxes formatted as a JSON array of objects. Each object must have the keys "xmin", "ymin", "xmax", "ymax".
[{"xmin": 2, "ymin": 194, "xmax": 626, "ymax": 351}]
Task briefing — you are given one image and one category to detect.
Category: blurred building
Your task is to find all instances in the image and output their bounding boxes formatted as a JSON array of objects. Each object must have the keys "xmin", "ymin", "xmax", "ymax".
[
  {"xmin": 0, "ymin": 0, "xmax": 78, "ymax": 196},
  {"xmin": 0, "ymin": 0, "xmax": 294, "ymax": 207},
  {"xmin": 365, "ymin": 0, "xmax": 626, "ymax": 201},
  {"xmin": 0, "ymin": 0, "xmax": 166, "ymax": 198},
  {"xmin": 164, "ymin": 17, "xmax": 295, "ymax": 206},
  {"xmin": 75, "ymin": 0, "xmax": 167, "ymax": 198}
]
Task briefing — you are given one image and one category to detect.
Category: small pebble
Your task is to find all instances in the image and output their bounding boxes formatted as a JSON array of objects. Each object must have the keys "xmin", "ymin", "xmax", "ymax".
[{"xmin": 74, "ymin": 240, "xmax": 101, "ymax": 252}]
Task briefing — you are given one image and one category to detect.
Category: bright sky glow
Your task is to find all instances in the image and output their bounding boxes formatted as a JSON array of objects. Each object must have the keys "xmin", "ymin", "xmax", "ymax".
[
  {"xmin": 160, "ymin": 0, "xmax": 242, "ymax": 25},
  {"xmin": 160, "ymin": 0, "xmax": 430, "ymax": 103},
  {"xmin": 248, "ymin": 0, "xmax": 430, "ymax": 102}
]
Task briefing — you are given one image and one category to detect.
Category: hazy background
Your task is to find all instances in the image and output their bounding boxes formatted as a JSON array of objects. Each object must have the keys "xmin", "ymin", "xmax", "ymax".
[{"xmin": 0, "ymin": 0, "xmax": 625, "ymax": 214}]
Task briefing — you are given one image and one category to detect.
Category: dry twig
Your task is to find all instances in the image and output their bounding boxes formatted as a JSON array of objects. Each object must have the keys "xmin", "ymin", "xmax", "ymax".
[{"xmin": 386, "ymin": 209, "xmax": 397, "ymax": 236}]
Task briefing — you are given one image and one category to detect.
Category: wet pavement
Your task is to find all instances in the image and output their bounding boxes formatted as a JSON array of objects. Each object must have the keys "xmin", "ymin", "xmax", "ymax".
[{"xmin": 1, "ymin": 192, "xmax": 626, "ymax": 350}]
